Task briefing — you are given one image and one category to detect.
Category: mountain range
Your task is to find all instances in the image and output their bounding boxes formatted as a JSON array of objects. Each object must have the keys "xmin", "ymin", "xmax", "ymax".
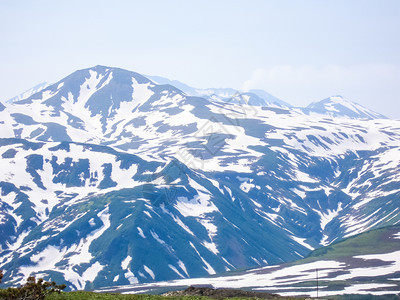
[{"xmin": 0, "ymin": 65, "xmax": 399, "ymax": 293}]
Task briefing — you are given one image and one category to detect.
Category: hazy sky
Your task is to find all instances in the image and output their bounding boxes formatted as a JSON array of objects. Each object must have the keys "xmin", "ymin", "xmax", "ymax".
[{"xmin": 1, "ymin": 0, "xmax": 399, "ymax": 118}]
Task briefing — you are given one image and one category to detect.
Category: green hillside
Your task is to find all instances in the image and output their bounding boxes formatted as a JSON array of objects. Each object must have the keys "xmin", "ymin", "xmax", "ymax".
[{"xmin": 299, "ymin": 224, "xmax": 400, "ymax": 264}]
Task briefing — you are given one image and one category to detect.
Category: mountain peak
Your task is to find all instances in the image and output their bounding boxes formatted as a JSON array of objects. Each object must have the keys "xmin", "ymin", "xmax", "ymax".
[
  {"xmin": 305, "ymin": 95, "xmax": 387, "ymax": 120},
  {"xmin": 6, "ymin": 82, "xmax": 50, "ymax": 103},
  {"xmin": 146, "ymin": 75, "xmax": 290, "ymax": 108},
  {"xmin": 328, "ymin": 94, "xmax": 344, "ymax": 100}
]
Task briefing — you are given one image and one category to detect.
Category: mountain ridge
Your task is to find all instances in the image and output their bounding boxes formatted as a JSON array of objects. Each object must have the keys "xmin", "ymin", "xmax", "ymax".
[
  {"xmin": 3, "ymin": 65, "xmax": 387, "ymax": 121},
  {"xmin": 6, "ymin": 82, "xmax": 49, "ymax": 104},
  {"xmin": 304, "ymin": 95, "xmax": 387, "ymax": 120}
]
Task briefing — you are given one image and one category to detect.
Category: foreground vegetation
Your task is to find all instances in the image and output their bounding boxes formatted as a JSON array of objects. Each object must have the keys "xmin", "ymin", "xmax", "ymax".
[
  {"xmin": 0, "ymin": 270, "xmax": 66, "ymax": 300},
  {"xmin": 45, "ymin": 291, "xmax": 400, "ymax": 300},
  {"xmin": 48, "ymin": 293, "xmax": 210, "ymax": 300},
  {"xmin": 2, "ymin": 269, "xmax": 399, "ymax": 299},
  {"xmin": 47, "ymin": 291, "xmax": 303, "ymax": 300},
  {"xmin": 0, "ymin": 270, "xmax": 300, "ymax": 299}
]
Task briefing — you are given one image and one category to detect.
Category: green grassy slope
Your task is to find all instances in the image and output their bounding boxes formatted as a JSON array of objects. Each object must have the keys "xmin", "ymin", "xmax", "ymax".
[{"xmin": 299, "ymin": 224, "xmax": 400, "ymax": 264}]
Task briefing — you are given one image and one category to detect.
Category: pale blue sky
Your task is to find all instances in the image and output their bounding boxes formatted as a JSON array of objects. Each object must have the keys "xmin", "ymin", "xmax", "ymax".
[{"xmin": 1, "ymin": 0, "xmax": 399, "ymax": 118}]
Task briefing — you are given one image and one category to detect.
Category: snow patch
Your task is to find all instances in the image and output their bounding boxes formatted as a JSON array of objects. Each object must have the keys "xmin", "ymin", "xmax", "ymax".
[
  {"xmin": 137, "ymin": 227, "xmax": 146, "ymax": 238},
  {"xmin": 121, "ymin": 255, "xmax": 132, "ymax": 270},
  {"xmin": 143, "ymin": 265, "xmax": 155, "ymax": 280}
]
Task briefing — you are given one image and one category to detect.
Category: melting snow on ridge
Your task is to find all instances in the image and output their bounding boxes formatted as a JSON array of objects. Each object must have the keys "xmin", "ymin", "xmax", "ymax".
[
  {"xmin": 169, "ymin": 264, "xmax": 186, "ymax": 278},
  {"xmin": 178, "ymin": 260, "xmax": 190, "ymax": 277},
  {"xmin": 290, "ymin": 236, "xmax": 314, "ymax": 251},
  {"xmin": 174, "ymin": 183, "xmax": 218, "ymax": 217},
  {"xmin": 0, "ymin": 142, "xmax": 141, "ymax": 226},
  {"xmin": 18, "ymin": 206, "xmax": 110, "ymax": 290},
  {"xmin": 189, "ymin": 242, "xmax": 216, "ymax": 275},
  {"xmin": 237, "ymin": 176, "xmax": 255, "ymax": 193},
  {"xmin": 137, "ymin": 227, "xmax": 146, "ymax": 238},
  {"xmin": 121, "ymin": 255, "xmax": 138, "ymax": 284},
  {"xmin": 314, "ymin": 203, "xmax": 343, "ymax": 241},
  {"xmin": 143, "ymin": 265, "xmax": 155, "ymax": 280}
]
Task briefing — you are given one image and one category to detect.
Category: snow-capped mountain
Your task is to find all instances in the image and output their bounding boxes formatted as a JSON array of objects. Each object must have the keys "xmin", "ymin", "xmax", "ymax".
[
  {"xmin": 6, "ymin": 82, "xmax": 50, "ymax": 103},
  {"xmin": 304, "ymin": 95, "xmax": 387, "ymax": 119},
  {"xmin": 146, "ymin": 75, "xmax": 291, "ymax": 107},
  {"xmin": 0, "ymin": 66, "xmax": 399, "ymax": 291}
]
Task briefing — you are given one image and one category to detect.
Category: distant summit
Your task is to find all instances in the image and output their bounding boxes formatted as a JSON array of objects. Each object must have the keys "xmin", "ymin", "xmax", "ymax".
[
  {"xmin": 304, "ymin": 95, "xmax": 387, "ymax": 119},
  {"xmin": 6, "ymin": 82, "xmax": 49, "ymax": 103},
  {"xmin": 146, "ymin": 75, "xmax": 291, "ymax": 108}
]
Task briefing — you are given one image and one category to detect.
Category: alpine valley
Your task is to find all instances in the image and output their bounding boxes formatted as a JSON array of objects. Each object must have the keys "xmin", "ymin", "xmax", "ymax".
[{"xmin": 0, "ymin": 66, "xmax": 399, "ymax": 294}]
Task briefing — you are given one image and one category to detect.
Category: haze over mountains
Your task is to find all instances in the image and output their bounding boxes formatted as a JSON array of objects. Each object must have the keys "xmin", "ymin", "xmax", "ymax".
[{"xmin": 0, "ymin": 66, "xmax": 399, "ymax": 293}]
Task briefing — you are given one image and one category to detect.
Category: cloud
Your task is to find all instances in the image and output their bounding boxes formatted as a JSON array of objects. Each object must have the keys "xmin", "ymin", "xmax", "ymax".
[{"xmin": 242, "ymin": 68, "xmax": 267, "ymax": 92}]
